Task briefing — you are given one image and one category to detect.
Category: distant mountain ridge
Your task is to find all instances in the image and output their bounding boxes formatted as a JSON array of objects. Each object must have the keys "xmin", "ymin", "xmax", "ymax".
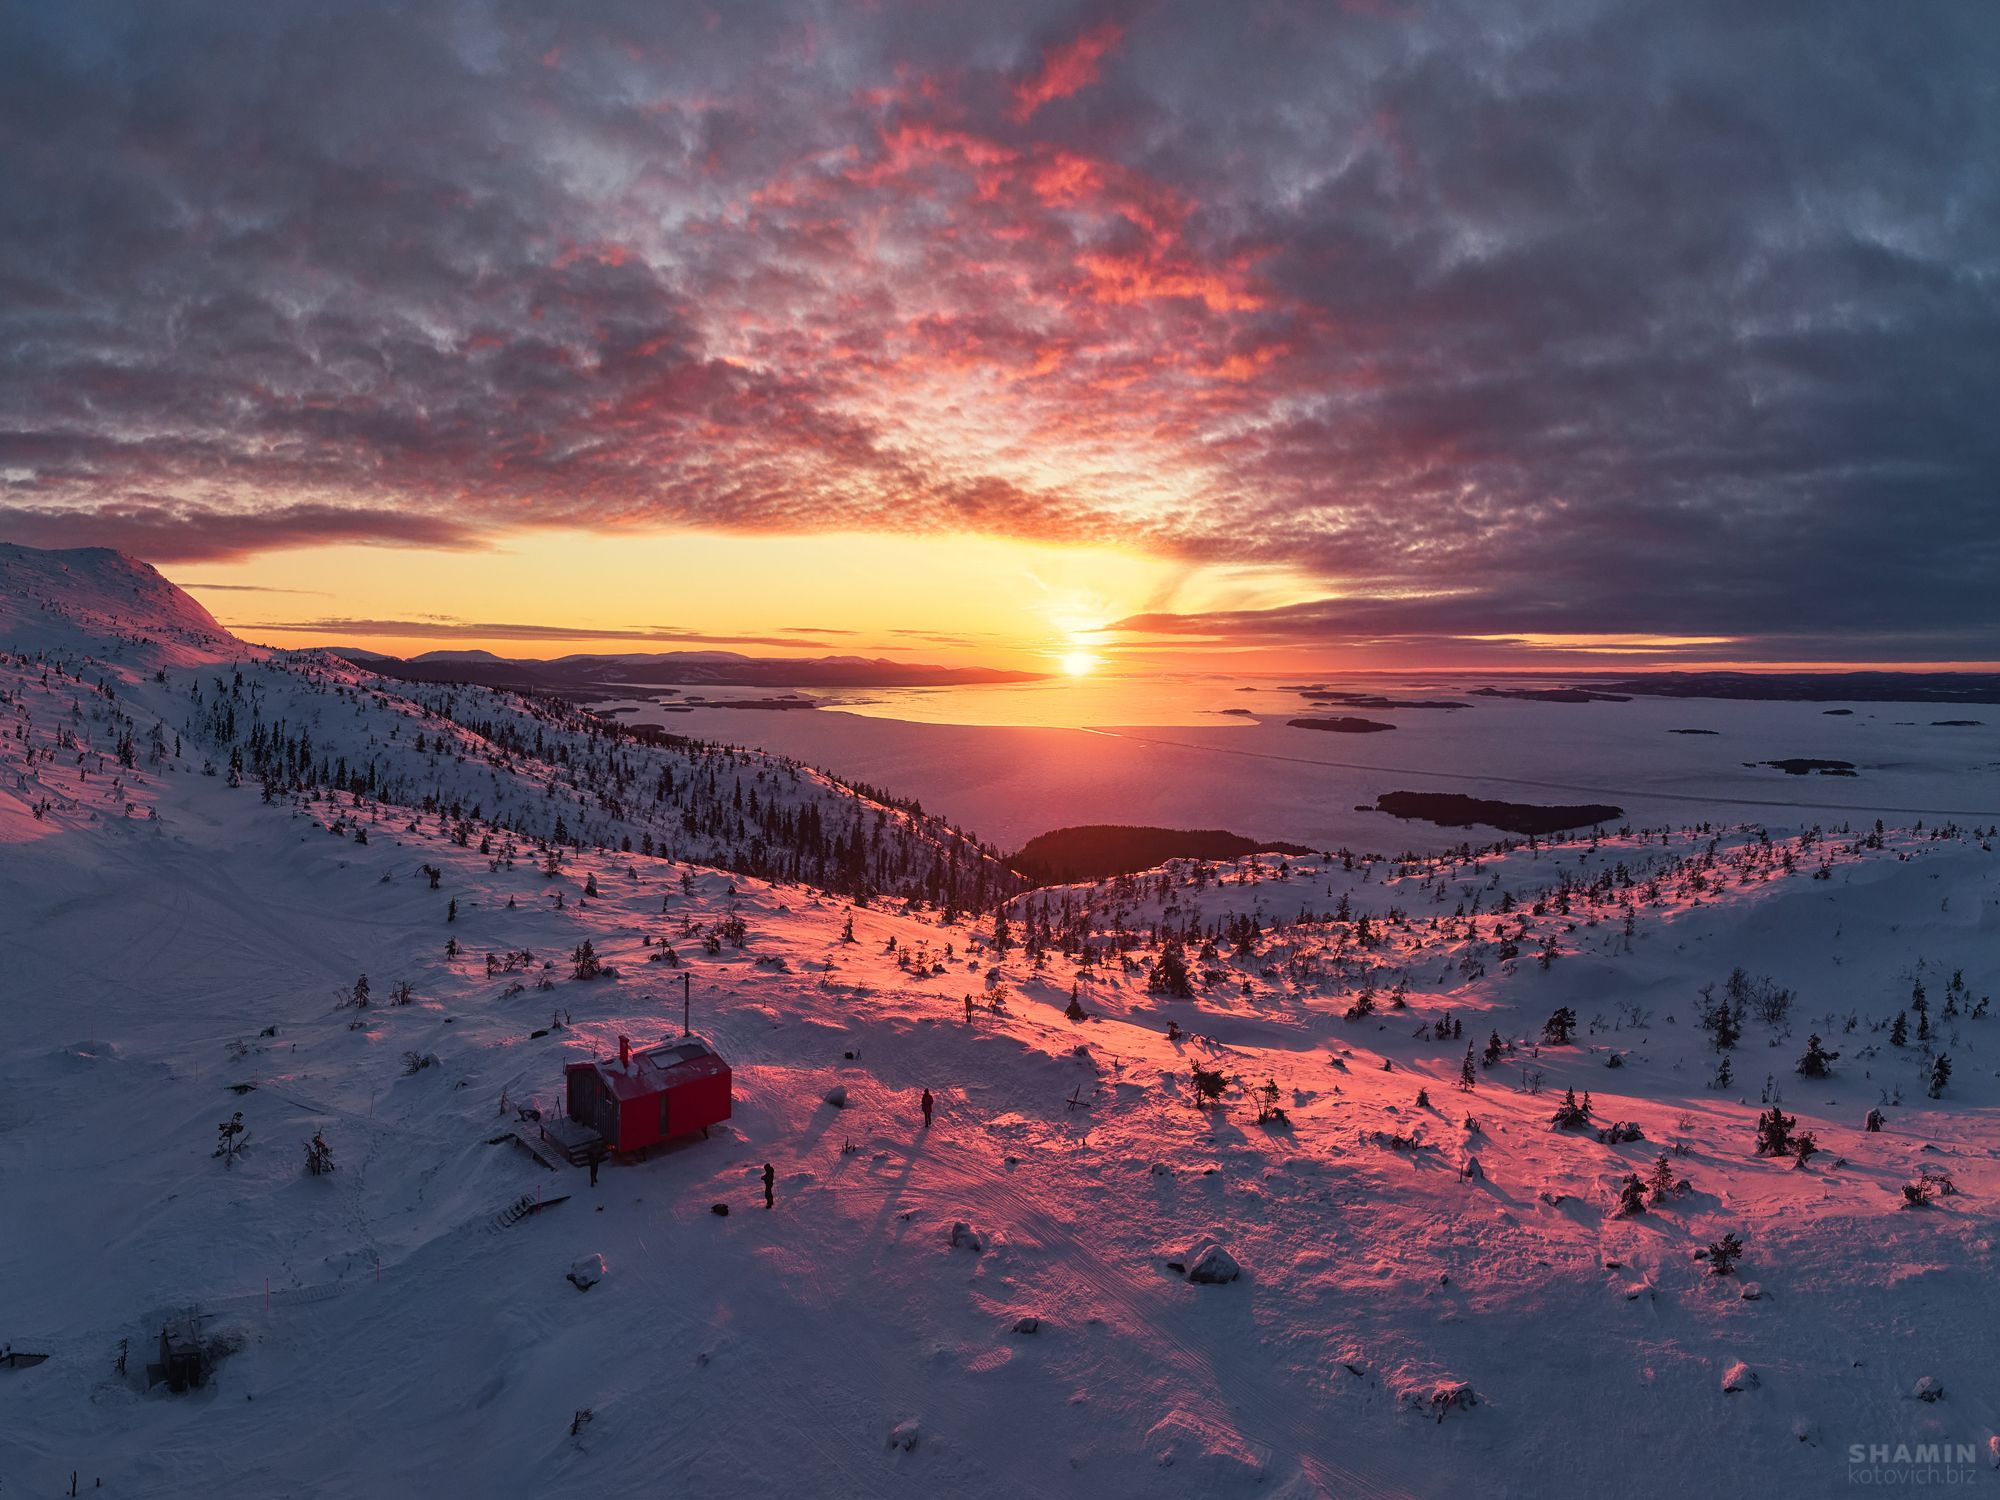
[
  {"xmin": 1590, "ymin": 670, "xmax": 2000, "ymax": 704},
  {"xmin": 337, "ymin": 647, "xmax": 1044, "ymax": 694}
]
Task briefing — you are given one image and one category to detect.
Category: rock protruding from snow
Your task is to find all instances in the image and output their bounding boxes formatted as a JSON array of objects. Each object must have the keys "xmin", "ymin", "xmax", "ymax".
[
  {"xmin": 1722, "ymin": 1360, "xmax": 1758, "ymax": 1393},
  {"xmin": 1184, "ymin": 1242, "xmax": 1241, "ymax": 1284},
  {"xmin": 1739, "ymin": 1281, "xmax": 1764, "ymax": 1301},
  {"xmin": 567, "ymin": 1253, "xmax": 607, "ymax": 1291},
  {"xmin": 887, "ymin": 1418, "xmax": 920, "ymax": 1452},
  {"xmin": 949, "ymin": 1221, "xmax": 984, "ymax": 1253},
  {"xmin": 1012, "ymin": 1315, "xmax": 1041, "ymax": 1335},
  {"xmin": 1407, "ymin": 1382, "xmax": 1477, "ymax": 1421},
  {"xmin": 1915, "ymin": 1375, "xmax": 1944, "ymax": 1402},
  {"xmin": 823, "ymin": 1084, "xmax": 849, "ymax": 1108}
]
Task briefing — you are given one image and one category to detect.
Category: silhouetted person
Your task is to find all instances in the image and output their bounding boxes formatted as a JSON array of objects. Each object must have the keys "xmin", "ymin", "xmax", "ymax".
[
  {"xmin": 588, "ymin": 1150, "xmax": 600, "ymax": 1188},
  {"xmin": 762, "ymin": 1162, "xmax": 775, "ymax": 1208},
  {"xmin": 964, "ymin": 995, "xmax": 974, "ymax": 1024},
  {"xmin": 921, "ymin": 1088, "xmax": 934, "ymax": 1128}
]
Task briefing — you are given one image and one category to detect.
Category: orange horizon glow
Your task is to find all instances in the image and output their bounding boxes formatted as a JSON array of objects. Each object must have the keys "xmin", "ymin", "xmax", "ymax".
[
  {"xmin": 168, "ymin": 531, "xmax": 2000, "ymax": 678},
  {"xmin": 162, "ymin": 527, "xmax": 2000, "ymax": 678}
]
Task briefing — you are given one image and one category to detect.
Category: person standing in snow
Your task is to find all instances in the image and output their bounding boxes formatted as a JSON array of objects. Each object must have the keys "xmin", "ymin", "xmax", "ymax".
[
  {"xmin": 921, "ymin": 1088, "xmax": 934, "ymax": 1128},
  {"xmin": 762, "ymin": 1162, "xmax": 775, "ymax": 1208},
  {"xmin": 588, "ymin": 1150, "xmax": 600, "ymax": 1188},
  {"xmin": 964, "ymin": 994, "xmax": 974, "ymax": 1024}
]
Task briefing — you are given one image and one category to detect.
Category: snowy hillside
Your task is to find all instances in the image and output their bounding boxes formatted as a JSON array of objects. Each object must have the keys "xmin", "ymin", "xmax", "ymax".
[
  {"xmin": 0, "ymin": 544, "xmax": 250, "ymax": 673},
  {"xmin": 1, "ymin": 546, "xmax": 1017, "ymax": 907},
  {"xmin": 3, "ymin": 548, "xmax": 1999, "ymax": 1498}
]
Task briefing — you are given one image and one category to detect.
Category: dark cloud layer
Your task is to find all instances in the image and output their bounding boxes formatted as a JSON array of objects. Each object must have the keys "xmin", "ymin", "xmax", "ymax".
[{"xmin": 3, "ymin": 1, "xmax": 1997, "ymax": 658}]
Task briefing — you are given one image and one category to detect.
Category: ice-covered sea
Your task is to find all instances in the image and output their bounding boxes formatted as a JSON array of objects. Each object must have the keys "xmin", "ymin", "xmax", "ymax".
[{"xmin": 595, "ymin": 673, "xmax": 2000, "ymax": 854}]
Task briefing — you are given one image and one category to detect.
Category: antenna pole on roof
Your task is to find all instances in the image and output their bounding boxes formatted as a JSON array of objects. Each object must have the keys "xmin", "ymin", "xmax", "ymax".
[{"xmin": 683, "ymin": 971, "xmax": 691, "ymax": 1037}]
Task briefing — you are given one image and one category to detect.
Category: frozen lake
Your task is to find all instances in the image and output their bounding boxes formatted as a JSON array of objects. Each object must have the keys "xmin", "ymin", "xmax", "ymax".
[{"xmin": 594, "ymin": 674, "xmax": 2000, "ymax": 854}]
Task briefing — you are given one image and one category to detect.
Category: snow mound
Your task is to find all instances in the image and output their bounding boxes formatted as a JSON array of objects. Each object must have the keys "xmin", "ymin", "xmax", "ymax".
[
  {"xmin": 1145, "ymin": 1408, "xmax": 1267, "ymax": 1481},
  {"xmin": 52, "ymin": 1039, "xmax": 122, "ymax": 1066},
  {"xmin": 1722, "ymin": 1360, "xmax": 1759, "ymax": 1394},
  {"xmin": 567, "ymin": 1253, "xmax": 607, "ymax": 1291}
]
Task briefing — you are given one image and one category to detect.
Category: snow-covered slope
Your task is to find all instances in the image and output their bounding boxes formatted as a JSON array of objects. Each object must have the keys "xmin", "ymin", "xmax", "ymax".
[
  {"xmin": 2, "ymin": 547, "xmax": 1997, "ymax": 1498},
  {"xmin": 0, "ymin": 544, "xmax": 1017, "ymax": 906},
  {"xmin": 0, "ymin": 543, "xmax": 251, "ymax": 673}
]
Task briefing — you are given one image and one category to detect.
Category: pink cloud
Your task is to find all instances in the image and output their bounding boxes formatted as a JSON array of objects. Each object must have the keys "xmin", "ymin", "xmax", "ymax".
[{"xmin": 1009, "ymin": 22, "xmax": 1124, "ymax": 122}]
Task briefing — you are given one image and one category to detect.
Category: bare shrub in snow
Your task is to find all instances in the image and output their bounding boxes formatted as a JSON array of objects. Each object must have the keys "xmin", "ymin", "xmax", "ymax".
[
  {"xmin": 1255, "ymin": 1078, "xmax": 1289, "ymax": 1126},
  {"xmin": 1902, "ymin": 1167, "xmax": 1957, "ymax": 1207},
  {"xmin": 1369, "ymin": 1128, "xmax": 1429, "ymax": 1151},
  {"xmin": 302, "ymin": 1131, "xmax": 335, "ymax": 1175}
]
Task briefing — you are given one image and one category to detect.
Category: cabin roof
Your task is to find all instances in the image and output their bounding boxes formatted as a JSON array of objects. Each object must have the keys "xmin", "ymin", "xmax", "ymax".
[{"xmin": 567, "ymin": 1037, "xmax": 728, "ymax": 1100}]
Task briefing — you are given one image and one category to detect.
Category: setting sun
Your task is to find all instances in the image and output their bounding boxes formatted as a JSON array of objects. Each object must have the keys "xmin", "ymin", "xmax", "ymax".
[{"xmin": 1057, "ymin": 649, "xmax": 1099, "ymax": 677}]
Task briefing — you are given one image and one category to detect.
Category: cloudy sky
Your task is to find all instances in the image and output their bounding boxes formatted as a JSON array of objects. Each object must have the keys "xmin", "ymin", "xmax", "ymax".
[{"xmin": 3, "ymin": 1, "xmax": 1997, "ymax": 668}]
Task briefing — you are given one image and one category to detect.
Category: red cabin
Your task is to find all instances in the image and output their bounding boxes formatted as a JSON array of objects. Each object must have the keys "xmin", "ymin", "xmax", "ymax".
[{"xmin": 565, "ymin": 1034, "xmax": 732, "ymax": 1153}]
